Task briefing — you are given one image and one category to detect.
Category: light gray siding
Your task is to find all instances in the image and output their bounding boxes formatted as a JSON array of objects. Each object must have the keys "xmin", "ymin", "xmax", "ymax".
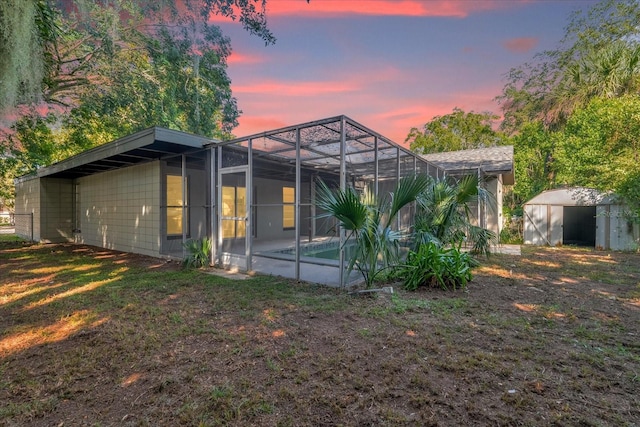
[{"xmin": 77, "ymin": 161, "xmax": 161, "ymax": 257}]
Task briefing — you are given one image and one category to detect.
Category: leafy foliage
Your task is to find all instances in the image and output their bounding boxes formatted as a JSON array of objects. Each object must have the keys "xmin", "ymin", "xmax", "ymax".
[
  {"xmin": 406, "ymin": 108, "xmax": 508, "ymax": 154},
  {"xmin": 497, "ymin": 0, "xmax": 640, "ymax": 133},
  {"xmin": 510, "ymin": 121, "xmax": 557, "ymax": 205},
  {"xmin": 0, "ymin": 0, "xmax": 49, "ymax": 109},
  {"xmin": 317, "ymin": 174, "xmax": 495, "ymax": 288},
  {"xmin": 1, "ymin": 0, "xmax": 249, "ymax": 200},
  {"xmin": 554, "ymin": 95, "xmax": 640, "ymax": 217},
  {"xmin": 316, "ymin": 175, "xmax": 431, "ymax": 288},
  {"xmin": 182, "ymin": 238, "xmax": 212, "ymax": 269},
  {"xmin": 414, "ymin": 174, "xmax": 496, "ymax": 256},
  {"xmin": 0, "ymin": 0, "xmax": 275, "ymax": 111},
  {"xmin": 401, "ymin": 242, "xmax": 479, "ymax": 291}
]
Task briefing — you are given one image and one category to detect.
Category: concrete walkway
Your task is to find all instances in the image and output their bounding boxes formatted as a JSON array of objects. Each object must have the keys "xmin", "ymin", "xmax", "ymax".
[{"xmin": 494, "ymin": 244, "xmax": 521, "ymax": 255}]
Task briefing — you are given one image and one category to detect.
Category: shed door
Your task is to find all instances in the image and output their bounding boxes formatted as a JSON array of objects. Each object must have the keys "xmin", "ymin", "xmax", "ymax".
[
  {"xmin": 563, "ymin": 206, "xmax": 596, "ymax": 246},
  {"xmin": 549, "ymin": 205, "xmax": 563, "ymax": 245},
  {"xmin": 524, "ymin": 204, "xmax": 546, "ymax": 245}
]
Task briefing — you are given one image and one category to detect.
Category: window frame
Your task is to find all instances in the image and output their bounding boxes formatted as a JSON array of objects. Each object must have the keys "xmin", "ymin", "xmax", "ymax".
[{"xmin": 282, "ymin": 186, "xmax": 295, "ymax": 230}]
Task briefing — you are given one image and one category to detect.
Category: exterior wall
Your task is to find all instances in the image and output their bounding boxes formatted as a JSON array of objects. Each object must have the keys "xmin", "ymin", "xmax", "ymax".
[
  {"xmin": 40, "ymin": 178, "xmax": 74, "ymax": 242},
  {"xmin": 14, "ymin": 177, "xmax": 41, "ymax": 241},
  {"xmin": 485, "ymin": 177, "xmax": 502, "ymax": 235},
  {"xmin": 527, "ymin": 202, "xmax": 638, "ymax": 250},
  {"xmin": 77, "ymin": 161, "xmax": 161, "ymax": 257},
  {"xmin": 253, "ymin": 177, "xmax": 311, "ymax": 240},
  {"xmin": 596, "ymin": 204, "xmax": 639, "ymax": 251}
]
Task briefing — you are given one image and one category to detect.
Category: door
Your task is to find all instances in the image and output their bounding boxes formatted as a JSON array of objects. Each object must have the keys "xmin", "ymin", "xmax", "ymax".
[
  {"xmin": 218, "ymin": 167, "xmax": 249, "ymax": 268},
  {"xmin": 563, "ymin": 206, "xmax": 596, "ymax": 246}
]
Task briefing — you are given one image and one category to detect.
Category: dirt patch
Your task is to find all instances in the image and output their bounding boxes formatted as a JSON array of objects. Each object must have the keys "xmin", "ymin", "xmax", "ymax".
[{"xmin": 1, "ymin": 243, "xmax": 639, "ymax": 426}]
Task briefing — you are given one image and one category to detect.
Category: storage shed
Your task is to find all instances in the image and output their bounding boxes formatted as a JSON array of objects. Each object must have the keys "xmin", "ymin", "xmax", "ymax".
[{"xmin": 523, "ymin": 187, "xmax": 639, "ymax": 250}]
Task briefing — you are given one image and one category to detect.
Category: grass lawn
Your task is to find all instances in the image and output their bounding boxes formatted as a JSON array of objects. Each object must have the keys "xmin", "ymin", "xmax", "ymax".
[{"xmin": 1, "ymin": 240, "xmax": 639, "ymax": 426}]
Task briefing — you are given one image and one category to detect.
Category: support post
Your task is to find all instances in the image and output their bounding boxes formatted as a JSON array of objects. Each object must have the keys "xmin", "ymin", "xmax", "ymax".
[
  {"xmin": 247, "ymin": 138, "xmax": 253, "ymax": 272},
  {"xmin": 181, "ymin": 154, "xmax": 187, "ymax": 258},
  {"xmin": 339, "ymin": 117, "xmax": 347, "ymax": 287},
  {"xmin": 374, "ymin": 136, "xmax": 379, "ymax": 198},
  {"xmin": 295, "ymin": 128, "xmax": 301, "ymax": 281},
  {"xmin": 209, "ymin": 146, "xmax": 216, "ymax": 266}
]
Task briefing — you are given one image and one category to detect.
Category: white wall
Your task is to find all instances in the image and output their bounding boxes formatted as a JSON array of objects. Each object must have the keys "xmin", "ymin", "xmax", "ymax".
[
  {"xmin": 253, "ymin": 177, "xmax": 311, "ymax": 240},
  {"xmin": 77, "ymin": 161, "xmax": 161, "ymax": 257},
  {"xmin": 596, "ymin": 204, "xmax": 639, "ymax": 250},
  {"xmin": 40, "ymin": 178, "xmax": 74, "ymax": 242},
  {"xmin": 14, "ymin": 178, "xmax": 40, "ymax": 241}
]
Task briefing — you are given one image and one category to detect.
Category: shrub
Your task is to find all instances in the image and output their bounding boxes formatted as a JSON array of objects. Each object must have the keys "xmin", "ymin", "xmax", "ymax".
[
  {"xmin": 182, "ymin": 237, "xmax": 212, "ymax": 269},
  {"xmin": 400, "ymin": 243, "xmax": 479, "ymax": 291}
]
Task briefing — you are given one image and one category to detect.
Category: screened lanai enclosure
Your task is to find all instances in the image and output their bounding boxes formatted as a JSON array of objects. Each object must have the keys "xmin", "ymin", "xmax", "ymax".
[
  {"xmin": 207, "ymin": 116, "xmax": 445, "ymax": 286},
  {"xmin": 14, "ymin": 116, "xmax": 445, "ymax": 287}
]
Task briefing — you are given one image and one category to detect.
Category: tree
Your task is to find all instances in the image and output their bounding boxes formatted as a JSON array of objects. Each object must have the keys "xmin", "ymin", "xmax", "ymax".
[
  {"xmin": 554, "ymin": 95, "xmax": 640, "ymax": 217},
  {"xmin": 1, "ymin": 0, "xmax": 260, "ymax": 202},
  {"xmin": 406, "ymin": 108, "xmax": 507, "ymax": 154},
  {"xmin": 510, "ymin": 121, "xmax": 557, "ymax": 206},
  {"xmin": 0, "ymin": 112, "xmax": 79, "ymax": 204},
  {"xmin": 64, "ymin": 23, "xmax": 239, "ymax": 146},
  {"xmin": 497, "ymin": 0, "xmax": 640, "ymax": 133},
  {"xmin": 0, "ymin": 0, "xmax": 276, "ymax": 112}
]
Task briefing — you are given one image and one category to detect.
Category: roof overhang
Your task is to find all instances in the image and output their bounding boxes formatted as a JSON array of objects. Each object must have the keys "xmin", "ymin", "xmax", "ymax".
[
  {"xmin": 15, "ymin": 127, "xmax": 215, "ymax": 182},
  {"xmin": 421, "ymin": 146, "xmax": 515, "ymax": 185}
]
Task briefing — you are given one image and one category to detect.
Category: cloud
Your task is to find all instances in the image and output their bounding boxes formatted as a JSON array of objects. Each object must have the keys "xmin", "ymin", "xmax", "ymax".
[
  {"xmin": 234, "ymin": 116, "xmax": 288, "ymax": 135},
  {"xmin": 265, "ymin": 1, "xmax": 524, "ymax": 18},
  {"xmin": 207, "ymin": 0, "xmax": 525, "ymax": 22},
  {"xmin": 503, "ymin": 37, "xmax": 539, "ymax": 53},
  {"xmin": 233, "ymin": 80, "xmax": 361, "ymax": 96},
  {"xmin": 227, "ymin": 52, "xmax": 266, "ymax": 65}
]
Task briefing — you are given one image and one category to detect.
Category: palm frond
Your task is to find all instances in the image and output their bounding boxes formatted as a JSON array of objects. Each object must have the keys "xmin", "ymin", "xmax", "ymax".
[{"xmin": 315, "ymin": 180, "xmax": 367, "ymax": 231}]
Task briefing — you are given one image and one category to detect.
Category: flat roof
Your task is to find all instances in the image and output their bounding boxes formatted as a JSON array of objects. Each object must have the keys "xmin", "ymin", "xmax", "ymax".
[{"xmin": 15, "ymin": 127, "xmax": 215, "ymax": 182}]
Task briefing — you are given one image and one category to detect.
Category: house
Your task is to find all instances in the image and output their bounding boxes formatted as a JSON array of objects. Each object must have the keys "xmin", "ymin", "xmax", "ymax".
[
  {"xmin": 14, "ymin": 116, "xmax": 447, "ymax": 286},
  {"xmin": 420, "ymin": 146, "xmax": 514, "ymax": 236},
  {"xmin": 523, "ymin": 187, "xmax": 639, "ymax": 250}
]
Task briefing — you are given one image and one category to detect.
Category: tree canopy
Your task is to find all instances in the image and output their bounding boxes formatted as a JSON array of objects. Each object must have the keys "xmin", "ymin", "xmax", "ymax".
[
  {"xmin": 406, "ymin": 108, "xmax": 508, "ymax": 154},
  {"xmin": 0, "ymin": 0, "xmax": 282, "ymax": 207},
  {"xmin": 496, "ymin": 0, "xmax": 640, "ymax": 134},
  {"xmin": 0, "ymin": 0, "xmax": 274, "ymax": 112},
  {"xmin": 494, "ymin": 0, "xmax": 640, "ymax": 220}
]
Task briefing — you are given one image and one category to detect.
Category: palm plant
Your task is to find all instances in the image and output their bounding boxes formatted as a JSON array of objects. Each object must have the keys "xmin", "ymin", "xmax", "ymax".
[
  {"xmin": 413, "ymin": 174, "xmax": 496, "ymax": 255},
  {"xmin": 182, "ymin": 237, "xmax": 212, "ymax": 268},
  {"xmin": 316, "ymin": 175, "xmax": 431, "ymax": 288}
]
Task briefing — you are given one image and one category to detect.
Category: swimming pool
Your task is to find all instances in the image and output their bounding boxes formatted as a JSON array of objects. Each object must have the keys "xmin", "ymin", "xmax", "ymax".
[{"xmin": 266, "ymin": 241, "xmax": 354, "ymax": 263}]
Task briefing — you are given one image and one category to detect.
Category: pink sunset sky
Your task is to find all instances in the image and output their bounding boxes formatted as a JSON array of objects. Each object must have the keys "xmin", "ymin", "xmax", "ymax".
[{"xmin": 215, "ymin": 0, "xmax": 598, "ymax": 145}]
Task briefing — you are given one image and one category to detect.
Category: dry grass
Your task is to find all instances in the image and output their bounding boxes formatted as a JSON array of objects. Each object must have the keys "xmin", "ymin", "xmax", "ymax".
[{"xmin": 1, "ymin": 242, "xmax": 639, "ymax": 426}]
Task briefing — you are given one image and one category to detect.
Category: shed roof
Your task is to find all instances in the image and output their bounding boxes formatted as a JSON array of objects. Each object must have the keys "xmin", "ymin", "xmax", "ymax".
[
  {"xmin": 421, "ymin": 146, "xmax": 514, "ymax": 184},
  {"xmin": 524, "ymin": 187, "xmax": 618, "ymax": 206}
]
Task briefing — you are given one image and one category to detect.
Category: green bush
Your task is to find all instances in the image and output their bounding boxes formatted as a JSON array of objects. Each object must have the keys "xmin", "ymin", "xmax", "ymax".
[
  {"xmin": 400, "ymin": 243, "xmax": 479, "ymax": 291},
  {"xmin": 182, "ymin": 237, "xmax": 212, "ymax": 269}
]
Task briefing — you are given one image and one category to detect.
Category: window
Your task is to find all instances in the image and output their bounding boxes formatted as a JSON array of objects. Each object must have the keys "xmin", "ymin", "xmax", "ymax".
[
  {"xmin": 283, "ymin": 187, "xmax": 295, "ymax": 229},
  {"xmin": 222, "ymin": 185, "xmax": 246, "ymax": 238},
  {"xmin": 167, "ymin": 175, "xmax": 188, "ymax": 235}
]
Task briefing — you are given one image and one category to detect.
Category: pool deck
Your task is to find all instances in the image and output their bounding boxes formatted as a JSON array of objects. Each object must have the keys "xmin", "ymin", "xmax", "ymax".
[{"xmin": 218, "ymin": 237, "xmax": 522, "ymax": 288}]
